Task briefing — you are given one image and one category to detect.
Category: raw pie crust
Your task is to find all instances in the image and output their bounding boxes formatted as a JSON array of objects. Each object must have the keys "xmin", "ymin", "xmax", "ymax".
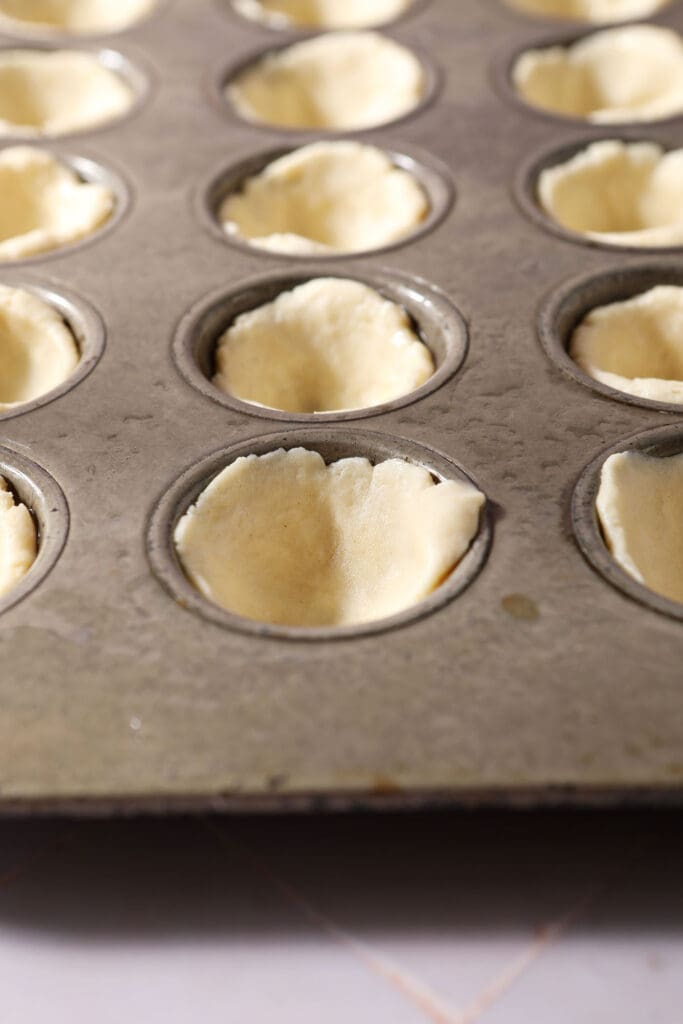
[
  {"xmin": 0, "ymin": 476, "xmax": 37, "ymax": 598},
  {"xmin": 228, "ymin": 31, "xmax": 424, "ymax": 131},
  {"xmin": 513, "ymin": 26, "xmax": 683, "ymax": 123},
  {"xmin": 232, "ymin": 0, "xmax": 413, "ymax": 29},
  {"xmin": 213, "ymin": 278, "xmax": 435, "ymax": 414},
  {"xmin": 570, "ymin": 286, "xmax": 683, "ymax": 404},
  {"xmin": 597, "ymin": 450, "xmax": 683, "ymax": 604},
  {"xmin": 0, "ymin": 49, "xmax": 134, "ymax": 137},
  {"xmin": 0, "ymin": 0, "xmax": 156, "ymax": 35},
  {"xmin": 175, "ymin": 448, "xmax": 485, "ymax": 628},
  {"xmin": 504, "ymin": 0, "xmax": 672, "ymax": 22},
  {"xmin": 0, "ymin": 146, "xmax": 115, "ymax": 260},
  {"xmin": 538, "ymin": 140, "xmax": 683, "ymax": 247},
  {"xmin": 220, "ymin": 141, "xmax": 429, "ymax": 255},
  {"xmin": 0, "ymin": 285, "xmax": 79, "ymax": 410}
]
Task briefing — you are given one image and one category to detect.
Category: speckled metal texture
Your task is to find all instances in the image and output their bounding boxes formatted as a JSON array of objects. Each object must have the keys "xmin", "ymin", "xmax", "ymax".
[{"xmin": 1, "ymin": 0, "xmax": 682, "ymax": 816}]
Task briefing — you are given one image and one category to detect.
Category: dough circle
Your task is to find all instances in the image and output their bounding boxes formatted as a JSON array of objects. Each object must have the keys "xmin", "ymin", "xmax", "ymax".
[
  {"xmin": 0, "ymin": 49, "xmax": 135, "ymax": 137},
  {"xmin": 0, "ymin": 476, "xmax": 37, "ymax": 598},
  {"xmin": 0, "ymin": 285, "xmax": 79, "ymax": 409},
  {"xmin": 597, "ymin": 450, "xmax": 683, "ymax": 603},
  {"xmin": 537, "ymin": 140, "xmax": 683, "ymax": 248},
  {"xmin": 232, "ymin": 0, "xmax": 413, "ymax": 29},
  {"xmin": 213, "ymin": 278, "xmax": 435, "ymax": 414},
  {"xmin": 220, "ymin": 141, "xmax": 429, "ymax": 255},
  {"xmin": 0, "ymin": 0, "xmax": 156, "ymax": 35},
  {"xmin": 504, "ymin": 0, "xmax": 672, "ymax": 22},
  {"xmin": 175, "ymin": 447, "xmax": 485, "ymax": 628},
  {"xmin": 570, "ymin": 286, "xmax": 683, "ymax": 404},
  {"xmin": 228, "ymin": 31, "xmax": 424, "ymax": 132},
  {"xmin": 513, "ymin": 26, "xmax": 683, "ymax": 123},
  {"xmin": 0, "ymin": 146, "xmax": 115, "ymax": 260}
]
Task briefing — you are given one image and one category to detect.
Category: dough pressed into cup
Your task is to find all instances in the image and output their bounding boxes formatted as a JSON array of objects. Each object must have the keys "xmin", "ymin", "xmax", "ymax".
[
  {"xmin": 232, "ymin": 0, "xmax": 413, "ymax": 29},
  {"xmin": 0, "ymin": 475, "xmax": 37, "ymax": 598},
  {"xmin": 0, "ymin": 49, "xmax": 135, "ymax": 137},
  {"xmin": 504, "ymin": 0, "xmax": 672, "ymax": 22},
  {"xmin": 537, "ymin": 140, "xmax": 683, "ymax": 247},
  {"xmin": 228, "ymin": 31, "xmax": 424, "ymax": 132},
  {"xmin": 0, "ymin": 146, "xmax": 115, "ymax": 260},
  {"xmin": 213, "ymin": 278, "xmax": 435, "ymax": 413},
  {"xmin": 219, "ymin": 141, "xmax": 429, "ymax": 255},
  {"xmin": 513, "ymin": 26, "xmax": 683, "ymax": 123},
  {"xmin": 597, "ymin": 450, "xmax": 683, "ymax": 603},
  {"xmin": 0, "ymin": 285, "xmax": 79, "ymax": 409},
  {"xmin": 0, "ymin": 0, "xmax": 156, "ymax": 35},
  {"xmin": 174, "ymin": 447, "xmax": 485, "ymax": 628},
  {"xmin": 570, "ymin": 285, "xmax": 683, "ymax": 404}
]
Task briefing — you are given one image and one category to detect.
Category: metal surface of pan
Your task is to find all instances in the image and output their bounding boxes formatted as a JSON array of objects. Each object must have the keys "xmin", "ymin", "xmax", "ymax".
[{"xmin": 1, "ymin": 0, "xmax": 682, "ymax": 815}]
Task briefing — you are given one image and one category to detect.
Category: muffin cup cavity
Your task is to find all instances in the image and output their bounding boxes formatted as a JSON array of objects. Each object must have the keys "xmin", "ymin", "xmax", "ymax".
[
  {"xmin": 573, "ymin": 423, "xmax": 683, "ymax": 620},
  {"xmin": 219, "ymin": 32, "xmax": 440, "ymax": 135},
  {"xmin": 198, "ymin": 143, "xmax": 454, "ymax": 260},
  {"xmin": 147, "ymin": 429, "xmax": 491, "ymax": 641},
  {"xmin": 229, "ymin": 0, "xmax": 424, "ymax": 31},
  {"xmin": 0, "ymin": 146, "xmax": 131, "ymax": 265},
  {"xmin": 540, "ymin": 263, "xmax": 683, "ymax": 412},
  {"xmin": 0, "ymin": 45, "xmax": 149, "ymax": 139},
  {"xmin": 0, "ymin": 0, "xmax": 160, "ymax": 38},
  {"xmin": 499, "ymin": 25, "xmax": 683, "ymax": 127},
  {"xmin": 173, "ymin": 268, "xmax": 468, "ymax": 422},
  {"xmin": 500, "ymin": 0, "xmax": 675, "ymax": 24},
  {"xmin": 0, "ymin": 447, "xmax": 68, "ymax": 615},
  {"xmin": 515, "ymin": 136, "xmax": 683, "ymax": 252},
  {"xmin": 0, "ymin": 278, "xmax": 105, "ymax": 419}
]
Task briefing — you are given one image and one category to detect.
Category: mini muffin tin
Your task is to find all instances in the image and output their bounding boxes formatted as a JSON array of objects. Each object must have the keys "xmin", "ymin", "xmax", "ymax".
[{"xmin": 1, "ymin": 0, "xmax": 683, "ymax": 816}]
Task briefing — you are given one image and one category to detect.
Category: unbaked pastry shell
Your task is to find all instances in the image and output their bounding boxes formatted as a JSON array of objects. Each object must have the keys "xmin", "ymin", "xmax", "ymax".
[
  {"xmin": 570, "ymin": 285, "xmax": 683, "ymax": 404},
  {"xmin": 0, "ymin": 146, "xmax": 115, "ymax": 260},
  {"xmin": 213, "ymin": 278, "xmax": 435, "ymax": 413},
  {"xmin": 504, "ymin": 0, "xmax": 672, "ymax": 23},
  {"xmin": 232, "ymin": 0, "xmax": 413, "ymax": 29},
  {"xmin": 228, "ymin": 31, "xmax": 424, "ymax": 131},
  {"xmin": 0, "ymin": 0, "xmax": 156, "ymax": 35},
  {"xmin": 0, "ymin": 285, "xmax": 79, "ymax": 408},
  {"xmin": 538, "ymin": 140, "xmax": 683, "ymax": 247},
  {"xmin": 174, "ymin": 447, "xmax": 485, "ymax": 628},
  {"xmin": 0, "ymin": 49, "xmax": 135, "ymax": 137},
  {"xmin": 220, "ymin": 141, "xmax": 429, "ymax": 255},
  {"xmin": 597, "ymin": 450, "xmax": 683, "ymax": 603},
  {"xmin": 513, "ymin": 26, "xmax": 683, "ymax": 123},
  {"xmin": 0, "ymin": 476, "xmax": 37, "ymax": 598}
]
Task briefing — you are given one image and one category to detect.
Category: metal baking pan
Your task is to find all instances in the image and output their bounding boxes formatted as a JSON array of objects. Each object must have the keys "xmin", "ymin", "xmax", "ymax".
[{"xmin": 1, "ymin": 0, "xmax": 682, "ymax": 815}]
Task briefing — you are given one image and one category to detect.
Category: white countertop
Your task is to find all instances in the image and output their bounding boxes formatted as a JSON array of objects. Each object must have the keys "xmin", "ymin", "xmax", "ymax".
[{"xmin": 0, "ymin": 809, "xmax": 681, "ymax": 1022}]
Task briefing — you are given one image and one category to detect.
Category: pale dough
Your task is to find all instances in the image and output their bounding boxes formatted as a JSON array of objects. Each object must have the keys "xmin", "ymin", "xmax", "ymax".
[
  {"xmin": 220, "ymin": 141, "xmax": 429, "ymax": 255},
  {"xmin": 0, "ymin": 49, "xmax": 134, "ymax": 137},
  {"xmin": 505, "ymin": 0, "xmax": 671, "ymax": 22},
  {"xmin": 228, "ymin": 31, "xmax": 424, "ymax": 131},
  {"xmin": 597, "ymin": 450, "xmax": 683, "ymax": 603},
  {"xmin": 232, "ymin": 0, "xmax": 413, "ymax": 29},
  {"xmin": 513, "ymin": 26, "xmax": 683, "ymax": 123},
  {"xmin": 538, "ymin": 140, "xmax": 683, "ymax": 247},
  {"xmin": 213, "ymin": 278, "xmax": 434, "ymax": 413},
  {"xmin": 175, "ymin": 448, "xmax": 485, "ymax": 628},
  {"xmin": 0, "ymin": 285, "xmax": 79, "ymax": 410},
  {"xmin": 0, "ymin": 0, "xmax": 156, "ymax": 34},
  {"xmin": 0, "ymin": 476, "xmax": 37, "ymax": 598},
  {"xmin": 570, "ymin": 286, "xmax": 683, "ymax": 404},
  {"xmin": 0, "ymin": 146, "xmax": 115, "ymax": 260}
]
